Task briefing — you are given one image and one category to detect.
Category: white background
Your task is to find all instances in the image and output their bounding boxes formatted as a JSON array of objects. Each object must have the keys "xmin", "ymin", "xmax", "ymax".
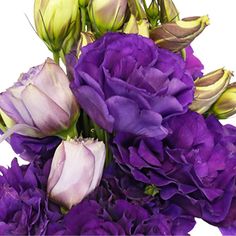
[{"xmin": 0, "ymin": 1, "xmax": 236, "ymax": 235}]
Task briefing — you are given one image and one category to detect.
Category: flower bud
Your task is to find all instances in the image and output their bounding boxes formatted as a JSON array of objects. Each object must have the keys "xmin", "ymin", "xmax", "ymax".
[
  {"xmin": 0, "ymin": 58, "xmax": 79, "ymax": 140},
  {"xmin": 146, "ymin": 0, "xmax": 159, "ymax": 26},
  {"xmin": 34, "ymin": 0, "xmax": 80, "ymax": 54},
  {"xmin": 79, "ymin": 0, "xmax": 90, "ymax": 7},
  {"xmin": 159, "ymin": 0, "xmax": 179, "ymax": 23},
  {"xmin": 127, "ymin": 0, "xmax": 146, "ymax": 20},
  {"xmin": 47, "ymin": 138, "xmax": 106, "ymax": 209},
  {"xmin": 77, "ymin": 32, "xmax": 95, "ymax": 58},
  {"xmin": 150, "ymin": 16, "xmax": 210, "ymax": 52},
  {"xmin": 211, "ymin": 82, "xmax": 236, "ymax": 119},
  {"xmin": 123, "ymin": 14, "xmax": 149, "ymax": 37},
  {"xmin": 88, "ymin": 0, "xmax": 128, "ymax": 33},
  {"xmin": 190, "ymin": 69, "xmax": 232, "ymax": 114}
]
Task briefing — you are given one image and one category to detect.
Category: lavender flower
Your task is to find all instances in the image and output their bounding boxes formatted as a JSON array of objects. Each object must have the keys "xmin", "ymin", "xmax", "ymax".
[
  {"xmin": 113, "ymin": 111, "xmax": 236, "ymax": 225},
  {"xmin": 47, "ymin": 139, "xmax": 106, "ymax": 209},
  {"xmin": 70, "ymin": 33, "xmax": 194, "ymax": 138},
  {"xmin": 0, "ymin": 58, "xmax": 79, "ymax": 139}
]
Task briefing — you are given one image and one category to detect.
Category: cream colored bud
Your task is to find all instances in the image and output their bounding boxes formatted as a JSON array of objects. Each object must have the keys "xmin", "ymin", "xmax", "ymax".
[
  {"xmin": 34, "ymin": 0, "xmax": 80, "ymax": 53},
  {"xmin": 211, "ymin": 81, "xmax": 236, "ymax": 119},
  {"xmin": 190, "ymin": 69, "xmax": 232, "ymax": 114},
  {"xmin": 88, "ymin": 0, "xmax": 128, "ymax": 33},
  {"xmin": 159, "ymin": 0, "xmax": 179, "ymax": 23}
]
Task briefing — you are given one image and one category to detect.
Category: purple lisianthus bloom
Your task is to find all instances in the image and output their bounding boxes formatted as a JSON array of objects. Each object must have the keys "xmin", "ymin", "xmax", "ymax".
[
  {"xmin": 113, "ymin": 111, "xmax": 236, "ymax": 225},
  {"xmin": 0, "ymin": 159, "xmax": 64, "ymax": 235},
  {"xmin": 70, "ymin": 33, "xmax": 194, "ymax": 138},
  {"xmin": 63, "ymin": 163, "xmax": 195, "ymax": 235},
  {"xmin": 185, "ymin": 46, "xmax": 204, "ymax": 79},
  {"xmin": 9, "ymin": 134, "xmax": 61, "ymax": 162}
]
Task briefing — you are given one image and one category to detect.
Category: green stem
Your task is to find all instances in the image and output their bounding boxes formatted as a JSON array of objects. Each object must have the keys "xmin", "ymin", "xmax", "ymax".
[
  {"xmin": 81, "ymin": 7, "xmax": 87, "ymax": 31},
  {"xmin": 104, "ymin": 132, "xmax": 113, "ymax": 167},
  {"xmin": 53, "ymin": 51, "xmax": 60, "ymax": 64},
  {"xmin": 83, "ymin": 111, "xmax": 90, "ymax": 137},
  {"xmin": 93, "ymin": 122, "xmax": 104, "ymax": 141}
]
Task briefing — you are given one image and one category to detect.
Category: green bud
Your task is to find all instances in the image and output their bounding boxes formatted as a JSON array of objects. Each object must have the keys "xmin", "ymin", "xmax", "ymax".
[
  {"xmin": 123, "ymin": 14, "xmax": 149, "ymax": 37},
  {"xmin": 79, "ymin": 0, "xmax": 90, "ymax": 7},
  {"xmin": 88, "ymin": 0, "xmax": 128, "ymax": 34},
  {"xmin": 211, "ymin": 81, "xmax": 236, "ymax": 119},
  {"xmin": 190, "ymin": 69, "xmax": 232, "ymax": 114},
  {"xmin": 146, "ymin": 0, "xmax": 159, "ymax": 25},
  {"xmin": 150, "ymin": 16, "xmax": 210, "ymax": 52},
  {"xmin": 159, "ymin": 0, "xmax": 179, "ymax": 23},
  {"xmin": 128, "ymin": 0, "xmax": 146, "ymax": 20},
  {"xmin": 34, "ymin": 0, "xmax": 80, "ymax": 54},
  {"xmin": 77, "ymin": 32, "xmax": 95, "ymax": 57}
]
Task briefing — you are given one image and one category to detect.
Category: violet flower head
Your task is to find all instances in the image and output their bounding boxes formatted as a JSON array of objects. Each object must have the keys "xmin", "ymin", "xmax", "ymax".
[
  {"xmin": 113, "ymin": 111, "xmax": 236, "ymax": 225},
  {"xmin": 0, "ymin": 159, "xmax": 63, "ymax": 235},
  {"xmin": 70, "ymin": 33, "xmax": 194, "ymax": 138},
  {"xmin": 63, "ymin": 163, "xmax": 195, "ymax": 235}
]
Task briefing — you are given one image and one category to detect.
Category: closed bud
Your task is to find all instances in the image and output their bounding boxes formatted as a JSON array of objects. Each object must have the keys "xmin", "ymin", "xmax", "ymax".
[
  {"xmin": 211, "ymin": 82, "xmax": 236, "ymax": 119},
  {"xmin": 150, "ymin": 16, "xmax": 210, "ymax": 52},
  {"xmin": 77, "ymin": 32, "xmax": 95, "ymax": 57},
  {"xmin": 88, "ymin": 0, "xmax": 128, "ymax": 33},
  {"xmin": 79, "ymin": 0, "xmax": 90, "ymax": 7},
  {"xmin": 34, "ymin": 0, "xmax": 80, "ymax": 54},
  {"xmin": 123, "ymin": 14, "xmax": 149, "ymax": 37},
  {"xmin": 190, "ymin": 69, "xmax": 232, "ymax": 114},
  {"xmin": 146, "ymin": 0, "xmax": 159, "ymax": 26},
  {"xmin": 47, "ymin": 138, "xmax": 106, "ymax": 209},
  {"xmin": 159, "ymin": 0, "xmax": 179, "ymax": 23},
  {"xmin": 127, "ymin": 0, "xmax": 146, "ymax": 20}
]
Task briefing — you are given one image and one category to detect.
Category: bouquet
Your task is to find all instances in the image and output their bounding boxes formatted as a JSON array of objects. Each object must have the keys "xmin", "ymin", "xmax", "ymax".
[{"xmin": 0, "ymin": 0, "xmax": 236, "ymax": 235}]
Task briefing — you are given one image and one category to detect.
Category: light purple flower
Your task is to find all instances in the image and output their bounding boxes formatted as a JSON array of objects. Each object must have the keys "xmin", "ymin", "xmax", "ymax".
[
  {"xmin": 0, "ymin": 58, "xmax": 79, "ymax": 139},
  {"xmin": 47, "ymin": 138, "xmax": 106, "ymax": 209}
]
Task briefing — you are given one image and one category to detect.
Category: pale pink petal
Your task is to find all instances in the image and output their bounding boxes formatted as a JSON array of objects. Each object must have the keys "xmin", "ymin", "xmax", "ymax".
[
  {"xmin": 21, "ymin": 84, "xmax": 69, "ymax": 135},
  {"xmin": 33, "ymin": 58, "xmax": 78, "ymax": 116},
  {"xmin": 48, "ymin": 141, "xmax": 95, "ymax": 209},
  {"xmin": 47, "ymin": 142, "xmax": 65, "ymax": 193},
  {"xmin": 0, "ymin": 91, "xmax": 34, "ymax": 126},
  {"xmin": 85, "ymin": 140, "xmax": 106, "ymax": 194}
]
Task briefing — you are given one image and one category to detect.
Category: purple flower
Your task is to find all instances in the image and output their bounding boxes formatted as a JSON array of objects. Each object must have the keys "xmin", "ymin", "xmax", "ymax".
[
  {"xmin": 70, "ymin": 33, "xmax": 194, "ymax": 138},
  {"xmin": 9, "ymin": 134, "xmax": 61, "ymax": 162},
  {"xmin": 113, "ymin": 111, "xmax": 236, "ymax": 225},
  {"xmin": 0, "ymin": 159, "xmax": 63, "ymax": 235},
  {"xmin": 63, "ymin": 164, "xmax": 195, "ymax": 235},
  {"xmin": 185, "ymin": 46, "xmax": 204, "ymax": 79}
]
